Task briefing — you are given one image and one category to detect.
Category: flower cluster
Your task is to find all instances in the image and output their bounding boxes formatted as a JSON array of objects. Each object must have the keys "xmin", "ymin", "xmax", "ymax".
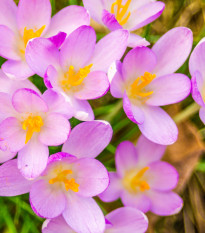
[{"xmin": 0, "ymin": 0, "xmax": 201, "ymax": 232}]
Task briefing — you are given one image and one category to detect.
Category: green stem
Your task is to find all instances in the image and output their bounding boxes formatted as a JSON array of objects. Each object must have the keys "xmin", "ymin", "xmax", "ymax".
[{"xmin": 102, "ymin": 100, "xmax": 123, "ymax": 122}]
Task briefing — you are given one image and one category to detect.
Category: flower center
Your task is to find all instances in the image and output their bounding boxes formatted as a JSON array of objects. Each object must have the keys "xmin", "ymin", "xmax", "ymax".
[
  {"xmin": 49, "ymin": 169, "xmax": 79, "ymax": 192},
  {"xmin": 22, "ymin": 115, "xmax": 44, "ymax": 144},
  {"xmin": 129, "ymin": 72, "xmax": 156, "ymax": 99},
  {"xmin": 61, "ymin": 64, "xmax": 93, "ymax": 92},
  {"xmin": 111, "ymin": 0, "xmax": 131, "ymax": 25},
  {"xmin": 123, "ymin": 166, "xmax": 150, "ymax": 193}
]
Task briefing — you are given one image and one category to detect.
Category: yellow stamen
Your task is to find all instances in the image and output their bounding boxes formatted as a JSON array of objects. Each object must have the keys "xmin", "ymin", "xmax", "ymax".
[
  {"xmin": 61, "ymin": 64, "xmax": 93, "ymax": 91},
  {"xmin": 49, "ymin": 169, "xmax": 79, "ymax": 192},
  {"xmin": 130, "ymin": 167, "xmax": 150, "ymax": 192},
  {"xmin": 111, "ymin": 0, "xmax": 131, "ymax": 25},
  {"xmin": 22, "ymin": 115, "xmax": 43, "ymax": 144},
  {"xmin": 130, "ymin": 72, "xmax": 156, "ymax": 99},
  {"xmin": 23, "ymin": 25, "xmax": 46, "ymax": 47}
]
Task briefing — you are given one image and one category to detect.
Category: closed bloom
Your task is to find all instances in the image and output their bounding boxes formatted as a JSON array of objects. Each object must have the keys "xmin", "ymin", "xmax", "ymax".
[
  {"xmin": 42, "ymin": 207, "xmax": 148, "ymax": 233},
  {"xmin": 26, "ymin": 25, "xmax": 129, "ymax": 121},
  {"xmin": 83, "ymin": 0, "xmax": 165, "ymax": 47},
  {"xmin": 109, "ymin": 27, "xmax": 193, "ymax": 145},
  {"xmin": 0, "ymin": 69, "xmax": 40, "ymax": 163},
  {"xmin": 99, "ymin": 136, "xmax": 183, "ymax": 216},
  {"xmin": 0, "ymin": 121, "xmax": 112, "ymax": 233},
  {"xmin": 189, "ymin": 39, "xmax": 205, "ymax": 124},
  {"xmin": 0, "ymin": 88, "xmax": 72, "ymax": 179},
  {"xmin": 0, "ymin": 0, "xmax": 90, "ymax": 80}
]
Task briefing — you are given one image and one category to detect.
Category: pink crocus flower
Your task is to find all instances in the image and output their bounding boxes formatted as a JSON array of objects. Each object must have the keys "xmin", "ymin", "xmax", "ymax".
[
  {"xmin": 83, "ymin": 0, "xmax": 165, "ymax": 47},
  {"xmin": 25, "ymin": 25, "xmax": 129, "ymax": 121},
  {"xmin": 0, "ymin": 88, "xmax": 72, "ymax": 179},
  {"xmin": 0, "ymin": 0, "xmax": 90, "ymax": 80},
  {"xmin": 42, "ymin": 207, "xmax": 148, "ymax": 233},
  {"xmin": 99, "ymin": 136, "xmax": 183, "ymax": 216},
  {"xmin": 189, "ymin": 39, "xmax": 205, "ymax": 124},
  {"xmin": 109, "ymin": 27, "xmax": 193, "ymax": 145},
  {"xmin": 0, "ymin": 121, "xmax": 113, "ymax": 233},
  {"xmin": 0, "ymin": 69, "xmax": 40, "ymax": 163}
]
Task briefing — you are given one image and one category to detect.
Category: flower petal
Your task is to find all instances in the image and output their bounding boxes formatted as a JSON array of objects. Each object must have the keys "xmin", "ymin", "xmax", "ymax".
[
  {"xmin": 105, "ymin": 207, "xmax": 148, "ymax": 233},
  {"xmin": 191, "ymin": 71, "xmax": 205, "ymax": 106},
  {"xmin": 147, "ymin": 161, "xmax": 178, "ymax": 191},
  {"xmin": 60, "ymin": 25, "xmax": 96, "ymax": 70},
  {"xmin": 2, "ymin": 60, "xmax": 35, "ymax": 80},
  {"xmin": 12, "ymin": 88, "xmax": 48, "ymax": 113},
  {"xmin": 102, "ymin": 10, "xmax": 122, "ymax": 31},
  {"xmin": 26, "ymin": 37, "xmax": 60, "ymax": 77},
  {"xmin": 17, "ymin": 0, "xmax": 51, "ymax": 35},
  {"xmin": 115, "ymin": 141, "xmax": 138, "ymax": 177},
  {"xmin": 0, "ymin": 159, "xmax": 33, "ymax": 196},
  {"xmin": 39, "ymin": 113, "xmax": 70, "ymax": 146},
  {"xmin": 99, "ymin": 172, "xmax": 122, "ymax": 202},
  {"xmin": 152, "ymin": 27, "xmax": 193, "ymax": 76},
  {"xmin": 73, "ymin": 158, "xmax": 109, "ymax": 197},
  {"xmin": 0, "ymin": 149, "xmax": 16, "ymax": 164},
  {"xmin": 18, "ymin": 137, "xmax": 49, "ymax": 179},
  {"xmin": 138, "ymin": 105, "xmax": 178, "ymax": 145},
  {"xmin": 148, "ymin": 191, "xmax": 183, "ymax": 216},
  {"xmin": 0, "ymin": 93, "xmax": 16, "ymax": 121},
  {"xmin": 146, "ymin": 73, "xmax": 191, "ymax": 106},
  {"xmin": 199, "ymin": 107, "xmax": 205, "ymax": 124},
  {"xmin": 74, "ymin": 71, "xmax": 109, "ymax": 100},
  {"xmin": 48, "ymin": 32, "xmax": 67, "ymax": 48},
  {"xmin": 128, "ymin": 33, "xmax": 150, "ymax": 48},
  {"xmin": 63, "ymin": 195, "xmax": 105, "ymax": 233},
  {"xmin": 30, "ymin": 179, "xmax": 66, "ymax": 218},
  {"xmin": 90, "ymin": 29, "xmax": 129, "ymax": 72},
  {"xmin": 62, "ymin": 121, "xmax": 112, "ymax": 158},
  {"xmin": 46, "ymin": 5, "xmax": 90, "ymax": 37}
]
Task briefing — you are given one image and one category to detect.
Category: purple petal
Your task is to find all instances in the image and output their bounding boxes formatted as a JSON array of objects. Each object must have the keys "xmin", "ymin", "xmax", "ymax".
[
  {"xmin": 18, "ymin": 137, "xmax": 49, "ymax": 179},
  {"xmin": 199, "ymin": 107, "xmax": 205, "ymax": 124},
  {"xmin": 12, "ymin": 88, "xmax": 48, "ymax": 113},
  {"xmin": 63, "ymin": 195, "xmax": 105, "ymax": 233},
  {"xmin": 152, "ymin": 27, "xmax": 193, "ymax": 76},
  {"xmin": 128, "ymin": 33, "xmax": 150, "ymax": 48},
  {"xmin": 42, "ymin": 216, "xmax": 74, "ymax": 233},
  {"xmin": 90, "ymin": 29, "xmax": 129, "ymax": 72},
  {"xmin": 0, "ymin": 159, "xmax": 33, "ymax": 196},
  {"xmin": 74, "ymin": 71, "xmax": 109, "ymax": 100},
  {"xmin": 26, "ymin": 37, "xmax": 60, "ymax": 77},
  {"xmin": 191, "ymin": 71, "xmax": 205, "ymax": 106},
  {"xmin": 0, "ymin": 149, "xmax": 16, "ymax": 164},
  {"xmin": 30, "ymin": 179, "xmax": 66, "ymax": 218},
  {"xmin": 122, "ymin": 46, "xmax": 157, "ymax": 83},
  {"xmin": 0, "ymin": 93, "xmax": 16, "ymax": 121},
  {"xmin": 73, "ymin": 158, "xmax": 109, "ymax": 197},
  {"xmin": 46, "ymin": 5, "xmax": 90, "ymax": 37},
  {"xmin": 17, "ymin": 0, "xmax": 51, "ymax": 35},
  {"xmin": 115, "ymin": 141, "xmax": 138, "ymax": 177},
  {"xmin": 62, "ymin": 120, "xmax": 112, "ymax": 158},
  {"xmin": 105, "ymin": 207, "xmax": 148, "ymax": 233},
  {"xmin": 135, "ymin": 135, "xmax": 166, "ymax": 167},
  {"xmin": 148, "ymin": 161, "xmax": 178, "ymax": 191},
  {"xmin": 60, "ymin": 26, "xmax": 96, "ymax": 70},
  {"xmin": 138, "ymin": 105, "xmax": 178, "ymax": 145},
  {"xmin": 39, "ymin": 113, "xmax": 70, "ymax": 146},
  {"xmin": 48, "ymin": 32, "xmax": 67, "ymax": 48},
  {"xmin": 102, "ymin": 10, "xmax": 122, "ymax": 31},
  {"xmin": 2, "ymin": 60, "xmax": 35, "ymax": 80},
  {"xmin": 123, "ymin": 92, "xmax": 144, "ymax": 124},
  {"xmin": 99, "ymin": 172, "xmax": 122, "ymax": 202},
  {"xmin": 148, "ymin": 191, "xmax": 183, "ymax": 216},
  {"xmin": 147, "ymin": 73, "xmax": 191, "ymax": 106}
]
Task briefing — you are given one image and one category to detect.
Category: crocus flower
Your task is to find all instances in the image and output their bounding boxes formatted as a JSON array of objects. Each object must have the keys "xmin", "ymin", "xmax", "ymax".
[
  {"xmin": 0, "ymin": 69, "xmax": 40, "ymax": 163},
  {"xmin": 189, "ymin": 39, "xmax": 205, "ymax": 124},
  {"xmin": 83, "ymin": 0, "xmax": 165, "ymax": 47},
  {"xmin": 42, "ymin": 207, "xmax": 148, "ymax": 233},
  {"xmin": 0, "ymin": 88, "xmax": 72, "ymax": 179},
  {"xmin": 0, "ymin": 121, "xmax": 113, "ymax": 233},
  {"xmin": 0, "ymin": 0, "xmax": 90, "ymax": 80},
  {"xmin": 25, "ymin": 25, "xmax": 129, "ymax": 121},
  {"xmin": 99, "ymin": 136, "xmax": 183, "ymax": 216},
  {"xmin": 109, "ymin": 27, "xmax": 193, "ymax": 145}
]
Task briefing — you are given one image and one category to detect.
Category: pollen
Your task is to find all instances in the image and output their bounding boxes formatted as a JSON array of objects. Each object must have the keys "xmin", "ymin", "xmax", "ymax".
[
  {"xmin": 22, "ymin": 115, "xmax": 44, "ymax": 144},
  {"xmin": 111, "ymin": 0, "xmax": 131, "ymax": 25},
  {"xmin": 130, "ymin": 72, "xmax": 156, "ymax": 99},
  {"xmin": 61, "ymin": 64, "xmax": 93, "ymax": 91},
  {"xmin": 49, "ymin": 169, "xmax": 79, "ymax": 192}
]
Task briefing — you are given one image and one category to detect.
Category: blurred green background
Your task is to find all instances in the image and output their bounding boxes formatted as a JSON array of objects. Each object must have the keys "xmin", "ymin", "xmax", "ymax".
[{"xmin": 1, "ymin": 0, "xmax": 205, "ymax": 232}]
